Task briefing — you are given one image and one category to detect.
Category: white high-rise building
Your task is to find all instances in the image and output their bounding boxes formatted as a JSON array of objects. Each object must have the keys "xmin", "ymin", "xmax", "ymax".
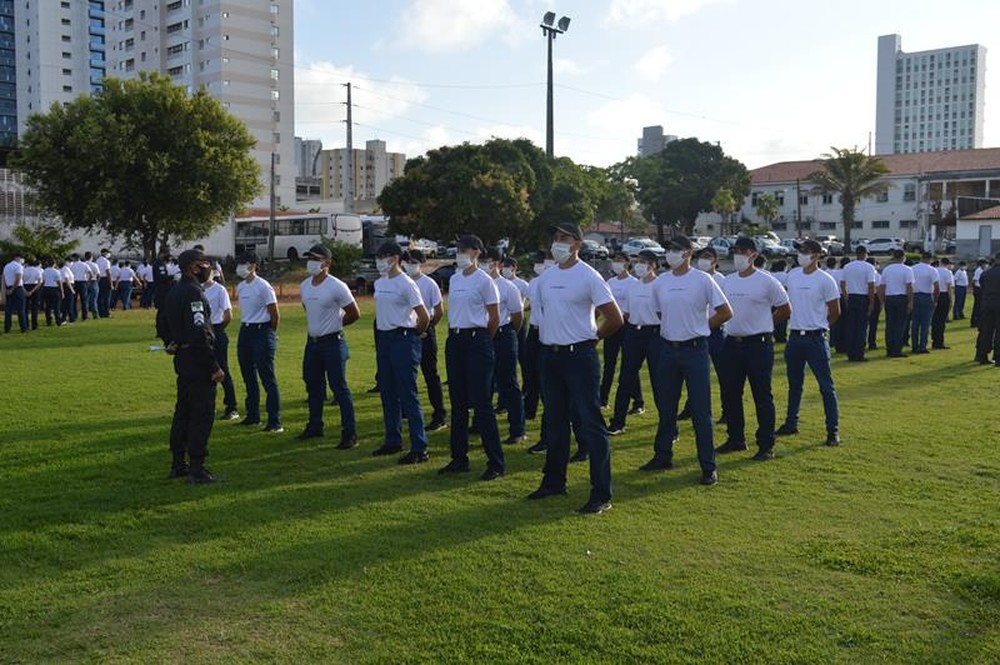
[
  {"xmin": 875, "ymin": 34, "xmax": 987, "ymax": 155},
  {"xmin": 105, "ymin": 0, "xmax": 294, "ymax": 208},
  {"xmin": 320, "ymin": 139, "xmax": 405, "ymax": 206}
]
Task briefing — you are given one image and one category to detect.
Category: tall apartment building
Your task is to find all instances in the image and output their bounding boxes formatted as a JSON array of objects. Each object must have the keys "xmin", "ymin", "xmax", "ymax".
[
  {"xmin": 637, "ymin": 125, "xmax": 677, "ymax": 157},
  {"xmin": 319, "ymin": 139, "xmax": 405, "ymax": 206},
  {"xmin": 105, "ymin": 0, "xmax": 295, "ymax": 208},
  {"xmin": 13, "ymin": 0, "xmax": 107, "ymax": 138},
  {"xmin": 875, "ymin": 34, "xmax": 987, "ymax": 155}
]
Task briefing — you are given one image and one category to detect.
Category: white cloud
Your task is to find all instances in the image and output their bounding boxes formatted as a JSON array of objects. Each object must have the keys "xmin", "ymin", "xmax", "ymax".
[
  {"xmin": 586, "ymin": 93, "xmax": 667, "ymax": 134},
  {"xmin": 397, "ymin": 0, "xmax": 523, "ymax": 53},
  {"xmin": 606, "ymin": 0, "xmax": 733, "ymax": 25},
  {"xmin": 554, "ymin": 58, "xmax": 586, "ymax": 76},
  {"xmin": 399, "ymin": 126, "xmax": 456, "ymax": 158},
  {"xmin": 633, "ymin": 45, "xmax": 673, "ymax": 81},
  {"xmin": 475, "ymin": 124, "xmax": 545, "ymax": 145}
]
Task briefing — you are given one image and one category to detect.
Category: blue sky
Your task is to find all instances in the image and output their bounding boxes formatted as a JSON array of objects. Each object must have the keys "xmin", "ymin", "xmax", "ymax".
[{"xmin": 293, "ymin": 0, "xmax": 1000, "ymax": 169}]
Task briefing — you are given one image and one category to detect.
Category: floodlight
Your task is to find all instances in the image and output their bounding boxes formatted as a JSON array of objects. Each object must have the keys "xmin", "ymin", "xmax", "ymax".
[
  {"xmin": 542, "ymin": 11, "xmax": 555, "ymax": 26},
  {"xmin": 557, "ymin": 16, "xmax": 571, "ymax": 32}
]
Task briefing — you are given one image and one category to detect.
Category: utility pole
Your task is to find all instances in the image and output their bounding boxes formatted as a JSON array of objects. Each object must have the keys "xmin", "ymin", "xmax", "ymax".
[
  {"xmin": 343, "ymin": 82, "xmax": 354, "ymax": 212},
  {"xmin": 540, "ymin": 13, "xmax": 570, "ymax": 159},
  {"xmin": 268, "ymin": 152, "xmax": 276, "ymax": 261}
]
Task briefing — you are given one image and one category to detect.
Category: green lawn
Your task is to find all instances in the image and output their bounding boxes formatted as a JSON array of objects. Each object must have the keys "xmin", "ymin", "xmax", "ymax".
[{"xmin": 2, "ymin": 301, "xmax": 999, "ymax": 663}]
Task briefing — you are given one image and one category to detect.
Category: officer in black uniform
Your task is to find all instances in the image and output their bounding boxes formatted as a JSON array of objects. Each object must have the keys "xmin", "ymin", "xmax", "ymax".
[{"xmin": 158, "ymin": 248, "xmax": 225, "ymax": 484}]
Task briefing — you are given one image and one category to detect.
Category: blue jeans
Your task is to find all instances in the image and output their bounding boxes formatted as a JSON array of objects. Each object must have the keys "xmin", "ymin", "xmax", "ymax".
[
  {"xmin": 237, "ymin": 325, "xmax": 281, "ymax": 427},
  {"xmin": 4, "ymin": 285, "xmax": 26, "ymax": 332},
  {"xmin": 86, "ymin": 282, "xmax": 98, "ymax": 317},
  {"xmin": 654, "ymin": 338, "xmax": 716, "ymax": 473},
  {"xmin": 720, "ymin": 336, "xmax": 776, "ymax": 448},
  {"xmin": 910, "ymin": 293, "xmax": 934, "ymax": 352},
  {"xmin": 63, "ymin": 288, "xmax": 76, "ymax": 322},
  {"xmin": 74, "ymin": 281, "xmax": 89, "ymax": 319},
  {"xmin": 609, "ymin": 325, "xmax": 660, "ymax": 430},
  {"xmin": 783, "ymin": 333, "xmax": 839, "ymax": 433},
  {"xmin": 446, "ymin": 329, "xmax": 503, "ymax": 472},
  {"xmin": 953, "ymin": 286, "xmax": 967, "ymax": 319},
  {"xmin": 846, "ymin": 294, "xmax": 870, "ymax": 360},
  {"xmin": 213, "ymin": 325, "xmax": 237, "ymax": 412},
  {"xmin": 884, "ymin": 295, "xmax": 908, "ymax": 355},
  {"xmin": 376, "ymin": 328, "xmax": 427, "ymax": 452},
  {"xmin": 539, "ymin": 342, "xmax": 611, "ymax": 503},
  {"xmin": 493, "ymin": 326, "xmax": 525, "ymax": 439},
  {"xmin": 98, "ymin": 278, "xmax": 112, "ymax": 316},
  {"xmin": 118, "ymin": 283, "xmax": 134, "ymax": 310},
  {"xmin": 304, "ymin": 334, "xmax": 356, "ymax": 437}
]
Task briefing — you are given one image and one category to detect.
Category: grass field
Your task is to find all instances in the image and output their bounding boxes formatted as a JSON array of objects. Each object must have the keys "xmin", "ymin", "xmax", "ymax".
[{"xmin": 2, "ymin": 300, "xmax": 999, "ymax": 663}]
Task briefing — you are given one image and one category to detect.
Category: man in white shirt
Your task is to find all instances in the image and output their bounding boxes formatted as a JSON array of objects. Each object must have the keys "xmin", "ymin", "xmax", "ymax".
[
  {"xmin": 96, "ymin": 249, "xmax": 113, "ymax": 317},
  {"xmin": 235, "ymin": 253, "xmax": 283, "ymax": 433},
  {"xmin": 649, "ymin": 236, "xmax": 732, "ymax": 485},
  {"xmin": 84, "ymin": 252, "xmax": 101, "ymax": 318},
  {"xmin": 41, "ymin": 257, "xmax": 65, "ymax": 326},
  {"xmin": 402, "ymin": 249, "xmax": 447, "ymax": 431},
  {"xmin": 953, "ymin": 260, "xmax": 969, "ymax": 320},
  {"xmin": 501, "ymin": 256, "xmax": 530, "ymax": 417},
  {"xmin": 371, "ymin": 241, "xmax": 431, "ymax": 464},
  {"xmin": 2, "ymin": 252, "xmax": 26, "ymax": 333},
  {"xmin": 59, "ymin": 258, "xmax": 76, "ymax": 323},
  {"xmin": 718, "ymin": 237, "xmax": 790, "ymax": 461},
  {"xmin": 680, "ymin": 246, "xmax": 728, "ymax": 424},
  {"xmin": 203, "ymin": 268, "xmax": 239, "ymax": 421},
  {"xmin": 910, "ymin": 252, "xmax": 940, "ymax": 354},
  {"xmin": 117, "ymin": 261, "xmax": 140, "ymax": 310},
  {"xmin": 840, "ymin": 247, "xmax": 877, "ymax": 361},
  {"xmin": 69, "ymin": 253, "xmax": 92, "ymax": 321},
  {"xmin": 775, "ymin": 239, "xmax": 842, "ymax": 446},
  {"xmin": 601, "ymin": 251, "xmax": 643, "ymax": 414},
  {"xmin": 931, "ymin": 257, "xmax": 956, "ymax": 349},
  {"xmin": 483, "ymin": 246, "xmax": 526, "ymax": 446},
  {"xmin": 866, "ymin": 257, "xmax": 882, "ymax": 351},
  {"xmin": 879, "ymin": 250, "xmax": 914, "ymax": 358},
  {"xmin": 297, "ymin": 244, "xmax": 361, "ymax": 448},
  {"xmin": 22, "ymin": 257, "xmax": 43, "ymax": 331},
  {"xmin": 529, "ymin": 222, "xmax": 623, "ymax": 514},
  {"xmin": 971, "ymin": 258, "xmax": 988, "ymax": 327}
]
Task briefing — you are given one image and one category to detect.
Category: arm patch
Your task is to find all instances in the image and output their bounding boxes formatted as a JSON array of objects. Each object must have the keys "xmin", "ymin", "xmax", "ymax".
[{"xmin": 190, "ymin": 301, "xmax": 205, "ymax": 313}]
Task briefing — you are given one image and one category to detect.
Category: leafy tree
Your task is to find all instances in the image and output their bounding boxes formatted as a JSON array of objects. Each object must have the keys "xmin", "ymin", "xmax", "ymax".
[
  {"xmin": 710, "ymin": 187, "xmax": 737, "ymax": 236},
  {"xmin": 13, "ymin": 72, "xmax": 261, "ymax": 259},
  {"xmin": 808, "ymin": 147, "xmax": 891, "ymax": 248},
  {"xmin": 755, "ymin": 193, "xmax": 780, "ymax": 228},
  {"xmin": 319, "ymin": 238, "xmax": 363, "ymax": 280},
  {"xmin": 0, "ymin": 223, "xmax": 79, "ymax": 262}
]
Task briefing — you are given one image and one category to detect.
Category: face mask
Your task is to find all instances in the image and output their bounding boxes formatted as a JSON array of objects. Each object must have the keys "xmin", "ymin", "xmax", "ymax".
[
  {"xmin": 404, "ymin": 262, "xmax": 421, "ymax": 278},
  {"xmin": 501, "ymin": 267, "xmax": 516, "ymax": 279},
  {"xmin": 306, "ymin": 260, "xmax": 324, "ymax": 277},
  {"xmin": 456, "ymin": 253, "xmax": 474, "ymax": 270},
  {"xmin": 665, "ymin": 251, "xmax": 686, "ymax": 269},
  {"xmin": 798, "ymin": 253, "xmax": 814, "ymax": 267},
  {"xmin": 533, "ymin": 263, "xmax": 547, "ymax": 276},
  {"xmin": 173, "ymin": 272, "xmax": 182, "ymax": 282},
  {"xmin": 483, "ymin": 261, "xmax": 496, "ymax": 274},
  {"xmin": 235, "ymin": 264, "xmax": 250, "ymax": 279},
  {"xmin": 633, "ymin": 263, "xmax": 650, "ymax": 278},
  {"xmin": 197, "ymin": 266, "xmax": 213, "ymax": 283},
  {"xmin": 733, "ymin": 254, "xmax": 752, "ymax": 272},
  {"xmin": 551, "ymin": 242, "xmax": 572, "ymax": 265},
  {"xmin": 376, "ymin": 258, "xmax": 392, "ymax": 275},
  {"xmin": 611, "ymin": 261, "xmax": 626, "ymax": 275},
  {"xmin": 697, "ymin": 258, "xmax": 714, "ymax": 272}
]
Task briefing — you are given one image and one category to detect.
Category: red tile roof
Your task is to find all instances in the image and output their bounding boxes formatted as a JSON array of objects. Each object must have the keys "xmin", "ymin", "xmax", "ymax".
[
  {"xmin": 962, "ymin": 204, "xmax": 1000, "ymax": 221},
  {"xmin": 751, "ymin": 147, "xmax": 1000, "ymax": 185},
  {"xmin": 236, "ymin": 207, "xmax": 312, "ymax": 218}
]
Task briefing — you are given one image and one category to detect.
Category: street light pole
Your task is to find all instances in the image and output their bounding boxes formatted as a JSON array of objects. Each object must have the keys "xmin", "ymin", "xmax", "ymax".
[{"xmin": 540, "ymin": 12, "xmax": 570, "ymax": 159}]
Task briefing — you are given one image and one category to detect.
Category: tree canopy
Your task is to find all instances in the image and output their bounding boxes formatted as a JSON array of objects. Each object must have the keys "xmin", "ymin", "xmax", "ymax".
[
  {"xmin": 0, "ymin": 223, "xmax": 79, "ymax": 262},
  {"xmin": 13, "ymin": 72, "xmax": 261, "ymax": 258},
  {"xmin": 808, "ymin": 147, "xmax": 891, "ymax": 248}
]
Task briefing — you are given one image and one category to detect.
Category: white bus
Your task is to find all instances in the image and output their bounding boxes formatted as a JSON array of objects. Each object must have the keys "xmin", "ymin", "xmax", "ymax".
[{"xmin": 234, "ymin": 212, "xmax": 363, "ymax": 260}]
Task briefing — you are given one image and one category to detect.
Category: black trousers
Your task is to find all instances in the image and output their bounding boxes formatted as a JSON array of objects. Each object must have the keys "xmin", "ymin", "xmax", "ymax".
[
  {"xmin": 213, "ymin": 325, "xmax": 237, "ymax": 412},
  {"xmin": 931, "ymin": 293, "xmax": 952, "ymax": 348},
  {"xmin": 867, "ymin": 297, "xmax": 882, "ymax": 349},
  {"xmin": 170, "ymin": 360, "xmax": 217, "ymax": 470},
  {"xmin": 975, "ymin": 308, "xmax": 1000, "ymax": 362},
  {"xmin": 600, "ymin": 326, "xmax": 642, "ymax": 407},
  {"xmin": 971, "ymin": 286, "xmax": 982, "ymax": 328},
  {"xmin": 420, "ymin": 326, "xmax": 446, "ymax": 421},
  {"xmin": 25, "ymin": 287, "xmax": 40, "ymax": 329},
  {"xmin": 42, "ymin": 286, "xmax": 62, "ymax": 325},
  {"xmin": 523, "ymin": 325, "xmax": 542, "ymax": 420}
]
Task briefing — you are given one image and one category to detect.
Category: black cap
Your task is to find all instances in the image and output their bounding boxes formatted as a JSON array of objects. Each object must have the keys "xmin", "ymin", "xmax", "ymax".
[
  {"xmin": 376, "ymin": 241, "xmax": 403, "ymax": 257},
  {"xmin": 237, "ymin": 252, "xmax": 259, "ymax": 265},
  {"xmin": 733, "ymin": 236, "xmax": 758, "ymax": 252},
  {"xmin": 664, "ymin": 235, "xmax": 693, "ymax": 251},
  {"xmin": 855, "ymin": 244, "xmax": 869, "ymax": 255},
  {"xmin": 455, "ymin": 235, "xmax": 485, "ymax": 252},
  {"xmin": 404, "ymin": 249, "xmax": 425, "ymax": 263},
  {"xmin": 484, "ymin": 246, "xmax": 502, "ymax": 261},
  {"xmin": 940, "ymin": 257, "xmax": 952, "ymax": 265},
  {"xmin": 178, "ymin": 248, "xmax": 207, "ymax": 270},
  {"xmin": 502, "ymin": 256, "xmax": 518, "ymax": 267},
  {"xmin": 698, "ymin": 246, "xmax": 718, "ymax": 259},
  {"xmin": 637, "ymin": 249, "xmax": 660, "ymax": 262},
  {"xmin": 547, "ymin": 222, "xmax": 583, "ymax": 240},
  {"xmin": 304, "ymin": 243, "xmax": 331, "ymax": 260},
  {"xmin": 611, "ymin": 250, "xmax": 629, "ymax": 261},
  {"xmin": 798, "ymin": 239, "xmax": 822, "ymax": 253}
]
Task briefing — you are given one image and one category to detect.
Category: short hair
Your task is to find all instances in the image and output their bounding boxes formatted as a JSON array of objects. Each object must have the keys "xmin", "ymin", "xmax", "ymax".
[
  {"xmin": 484, "ymin": 246, "xmax": 503, "ymax": 261},
  {"xmin": 771, "ymin": 259, "xmax": 787, "ymax": 271},
  {"xmin": 404, "ymin": 249, "xmax": 425, "ymax": 263},
  {"xmin": 825, "ymin": 257, "xmax": 838, "ymax": 269},
  {"xmin": 753, "ymin": 255, "xmax": 766, "ymax": 268},
  {"xmin": 502, "ymin": 256, "xmax": 518, "ymax": 267},
  {"xmin": 891, "ymin": 249, "xmax": 906, "ymax": 260}
]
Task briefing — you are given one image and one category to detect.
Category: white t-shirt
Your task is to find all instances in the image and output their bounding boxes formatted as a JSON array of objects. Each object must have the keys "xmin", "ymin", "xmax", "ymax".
[
  {"xmin": 974, "ymin": 266, "xmax": 984, "ymax": 287},
  {"xmin": 623, "ymin": 277, "xmax": 660, "ymax": 327},
  {"xmin": 841, "ymin": 259, "xmax": 877, "ymax": 296},
  {"xmin": 936, "ymin": 266, "xmax": 955, "ymax": 292},
  {"xmin": 772, "ymin": 271, "xmax": 789, "ymax": 288},
  {"xmin": 111, "ymin": 265, "xmax": 121, "ymax": 281},
  {"xmin": 786, "ymin": 267, "xmax": 841, "ymax": 331},
  {"xmin": 85, "ymin": 261, "xmax": 99, "ymax": 281},
  {"xmin": 447, "ymin": 268, "xmax": 499, "ymax": 329},
  {"xmin": 301, "ymin": 274, "xmax": 355, "ymax": 336},
  {"xmin": 60, "ymin": 265, "xmax": 74, "ymax": 285},
  {"xmin": 607, "ymin": 274, "xmax": 637, "ymax": 306},
  {"xmin": 118, "ymin": 266, "xmax": 136, "ymax": 283},
  {"xmin": 526, "ymin": 278, "xmax": 542, "ymax": 328},
  {"xmin": 70, "ymin": 261, "xmax": 90, "ymax": 282},
  {"xmin": 3, "ymin": 260, "xmax": 23, "ymax": 288},
  {"xmin": 494, "ymin": 275, "xmax": 523, "ymax": 327},
  {"xmin": 954, "ymin": 268, "xmax": 969, "ymax": 287},
  {"xmin": 652, "ymin": 268, "xmax": 729, "ymax": 341},
  {"xmin": 96, "ymin": 256, "xmax": 112, "ymax": 279},
  {"xmin": 374, "ymin": 272, "xmax": 423, "ymax": 331},
  {"xmin": 166, "ymin": 262, "xmax": 180, "ymax": 277},
  {"xmin": 42, "ymin": 267, "xmax": 62, "ymax": 287},
  {"xmin": 881, "ymin": 263, "xmax": 914, "ymax": 297},
  {"xmin": 536, "ymin": 260, "xmax": 614, "ymax": 345},
  {"xmin": 203, "ymin": 281, "xmax": 232, "ymax": 326},
  {"xmin": 511, "ymin": 276, "xmax": 530, "ymax": 300},
  {"xmin": 912, "ymin": 263, "xmax": 940, "ymax": 294},
  {"xmin": 22, "ymin": 266, "xmax": 42, "ymax": 285},
  {"xmin": 237, "ymin": 275, "xmax": 278, "ymax": 324},
  {"xmin": 722, "ymin": 269, "xmax": 790, "ymax": 336},
  {"xmin": 413, "ymin": 274, "xmax": 443, "ymax": 313}
]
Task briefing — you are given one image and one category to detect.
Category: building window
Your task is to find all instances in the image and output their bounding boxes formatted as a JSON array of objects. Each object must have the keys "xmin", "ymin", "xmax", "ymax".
[
  {"xmin": 872, "ymin": 220, "xmax": 890, "ymax": 229},
  {"xmin": 772, "ymin": 222, "xmax": 787, "ymax": 231},
  {"xmin": 61, "ymin": 35, "xmax": 71, "ymax": 42},
  {"xmin": 62, "ymin": 52, "xmax": 72, "ymax": 59},
  {"xmin": 750, "ymin": 192, "xmax": 759, "ymax": 206},
  {"xmin": 799, "ymin": 221, "xmax": 812, "ymax": 230},
  {"xmin": 903, "ymin": 183, "xmax": 916, "ymax": 202},
  {"xmin": 899, "ymin": 219, "xmax": 917, "ymax": 228},
  {"xmin": 822, "ymin": 194, "xmax": 833, "ymax": 205},
  {"xmin": 270, "ymin": 89, "xmax": 279, "ymax": 100},
  {"xmin": 271, "ymin": 4, "xmax": 279, "ymax": 14},
  {"xmin": 63, "ymin": 85, "xmax": 73, "ymax": 93},
  {"xmin": 62, "ymin": 68, "xmax": 72, "ymax": 75},
  {"xmin": 773, "ymin": 192, "xmax": 784, "ymax": 206},
  {"xmin": 270, "ymin": 68, "xmax": 279, "ymax": 80},
  {"xmin": 820, "ymin": 222, "xmax": 836, "ymax": 230},
  {"xmin": 875, "ymin": 191, "xmax": 889, "ymax": 203},
  {"xmin": 799, "ymin": 194, "xmax": 808, "ymax": 205}
]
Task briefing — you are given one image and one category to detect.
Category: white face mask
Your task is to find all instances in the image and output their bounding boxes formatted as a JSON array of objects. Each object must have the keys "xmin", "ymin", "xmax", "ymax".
[
  {"xmin": 306, "ymin": 260, "xmax": 324, "ymax": 277},
  {"xmin": 456, "ymin": 253, "xmax": 474, "ymax": 270},
  {"xmin": 733, "ymin": 254, "xmax": 752, "ymax": 272},
  {"xmin": 665, "ymin": 251, "xmax": 686, "ymax": 269},
  {"xmin": 483, "ymin": 261, "xmax": 496, "ymax": 274},
  {"xmin": 533, "ymin": 263, "xmax": 547, "ymax": 276},
  {"xmin": 798, "ymin": 253, "xmax": 815, "ymax": 267},
  {"xmin": 633, "ymin": 263, "xmax": 650, "ymax": 278},
  {"xmin": 551, "ymin": 242, "xmax": 572, "ymax": 264},
  {"xmin": 697, "ymin": 258, "xmax": 714, "ymax": 272},
  {"xmin": 404, "ymin": 262, "xmax": 421, "ymax": 277},
  {"xmin": 501, "ymin": 267, "xmax": 516, "ymax": 279},
  {"xmin": 235, "ymin": 264, "xmax": 250, "ymax": 279},
  {"xmin": 611, "ymin": 261, "xmax": 626, "ymax": 275},
  {"xmin": 376, "ymin": 258, "xmax": 393, "ymax": 275}
]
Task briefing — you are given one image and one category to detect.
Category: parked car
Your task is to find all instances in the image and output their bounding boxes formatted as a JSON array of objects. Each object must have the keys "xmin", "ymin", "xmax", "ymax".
[
  {"xmin": 443, "ymin": 245, "xmax": 458, "ymax": 258},
  {"xmin": 622, "ymin": 238, "xmax": 666, "ymax": 258},
  {"xmin": 816, "ymin": 235, "xmax": 845, "ymax": 256},
  {"xmin": 862, "ymin": 237, "xmax": 905, "ymax": 254},
  {"xmin": 756, "ymin": 238, "xmax": 790, "ymax": 258},
  {"xmin": 692, "ymin": 236, "xmax": 712, "ymax": 251},
  {"xmin": 352, "ymin": 259, "xmax": 381, "ymax": 295},
  {"xmin": 708, "ymin": 236, "xmax": 736, "ymax": 258},
  {"xmin": 428, "ymin": 263, "xmax": 457, "ymax": 290},
  {"xmin": 779, "ymin": 238, "xmax": 800, "ymax": 252},
  {"xmin": 580, "ymin": 239, "xmax": 610, "ymax": 261},
  {"xmin": 410, "ymin": 238, "xmax": 438, "ymax": 257},
  {"xmin": 851, "ymin": 238, "xmax": 870, "ymax": 252}
]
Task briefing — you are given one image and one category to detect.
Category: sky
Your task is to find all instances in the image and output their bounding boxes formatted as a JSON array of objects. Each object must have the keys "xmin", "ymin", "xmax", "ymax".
[{"xmin": 292, "ymin": 0, "xmax": 1000, "ymax": 170}]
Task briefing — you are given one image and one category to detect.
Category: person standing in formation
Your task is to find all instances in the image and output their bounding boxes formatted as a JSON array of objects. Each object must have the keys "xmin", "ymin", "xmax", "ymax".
[
  {"xmin": 971, "ymin": 258, "xmax": 988, "ymax": 328},
  {"xmin": 41, "ymin": 258, "xmax": 64, "ymax": 326},
  {"xmin": 96, "ymin": 248, "xmax": 113, "ymax": 317},
  {"xmin": 840, "ymin": 246, "xmax": 877, "ymax": 362},
  {"xmin": 600, "ymin": 251, "xmax": 643, "ymax": 413},
  {"xmin": 484, "ymin": 246, "xmax": 526, "ymax": 445},
  {"xmin": 117, "ymin": 261, "xmax": 140, "ymax": 310},
  {"xmin": 910, "ymin": 252, "xmax": 940, "ymax": 354},
  {"xmin": 69, "ymin": 253, "xmax": 92, "ymax": 321},
  {"xmin": 84, "ymin": 252, "xmax": 100, "ymax": 318},
  {"xmin": 235, "ymin": 253, "xmax": 283, "ymax": 433},
  {"xmin": 931, "ymin": 257, "xmax": 955, "ymax": 350},
  {"xmin": 402, "ymin": 249, "xmax": 448, "ymax": 432},
  {"xmin": 974, "ymin": 253, "xmax": 1000, "ymax": 365},
  {"xmin": 677, "ymin": 246, "xmax": 727, "ymax": 424},
  {"xmin": 953, "ymin": 260, "xmax": 969, "ymax": 320},
  {"xmin": 866, "ymin": 257, "xmax": 882, "ymax": 352},
  {"xmin": 22, "ymin": 258, "xmax": 42, "ymax": 331},
  {"xmin": 2, "ymin": 252, "xmax": 26, "ymax": 334},
  {"xmin": 59, "ymin": 258, "xmax": 76, "ymax": 323},
  {"xmin": 502, "ymin": 256, "xmax": 530, "ymax": 400},
  {"xmin": 202, "ymin": 265, "xmax": 239, "ymax": 422},
  {"xmin": 879, "ymin": 249, "xmax": 914, "ymax": 358}
]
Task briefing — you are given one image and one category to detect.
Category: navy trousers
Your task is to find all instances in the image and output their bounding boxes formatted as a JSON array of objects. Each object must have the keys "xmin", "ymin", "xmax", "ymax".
[
  {"xmin": 523, "ymin": 325, "xmax": 542, "ymax": 420},
  {"xmin": 99, "ymin": 278, "xmax": 112, "ymax": 316},
  {"xmin": 720, "ymin": 335, "xmax": 776, "ymax": 449},
  {"xmin": 304, "ymin": 334, "xmax": 356, "ymax": 437},
  {"xmin": 609, "ymin": 325, "xmax": 660, "ymax": 431},
  {"xmin": 420, "ymin": 327, "xmax": 446, "ymax": 423},
  {"xmin": 953, "ymin": 286, "xmax": 967, "ymax": 319},
  {"xmin": 376, "ymin": 328, "xmax": 427, "ymax": 452},
  {"xmin": 931, "ymin": 293, "xmax": 951, "ymax": 348},
  {"xmin": 884, "ymin": 295, "xmax": 908, "ymax": 355},
  {"xmin": 4, "ymin": 286, "xmax": 26, "ymax": 333},
  {"xmin": 910, "ymin": 293, "xmax": 934, "ymax": 352},
  {"xmin": 42, "ymin": 286, "xmax": 62, "ymax": 326},
  {"xmin": 493, "ymin": 325, "xmax": 525, "ymax": 439},
  {"xmin": 846, "ymin": 294, "xmax": 870, "ymax": 360},
  {"xmin": 600, "ymin": 326, "xmax": 642, "ymax": 408},
  {"xmin": 783, "ymin": 333, "xmax": 839, "ymax": 434},
  {"xmin": 237, "ymin": 325, "xmax": 282, "ymax": 427},
  {"xmin": 446, "ymin": 329, "xmax": 504, "ymax": 472},
  {"xmin": 212, "ymin": 325, "xmax": 238, "ymax": 412},
  {"xmin": 654, "ymin": 338, "xmax": 716, "ymax": 473}
]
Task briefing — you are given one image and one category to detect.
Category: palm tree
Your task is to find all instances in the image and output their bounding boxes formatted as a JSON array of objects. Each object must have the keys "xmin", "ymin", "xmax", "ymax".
[
  {"xmin": 756, "ymin": 193, "xmax": 780, "ymax": 229},
  {"xmin": 808, "ymin": 147, "xmax": 891, "ymax": 249},
  {"xmin": 711, "ymin": 187, "xmax": 737, "ymax": 236}
]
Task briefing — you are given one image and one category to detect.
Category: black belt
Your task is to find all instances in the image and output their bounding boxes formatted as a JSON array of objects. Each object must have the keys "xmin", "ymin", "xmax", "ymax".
[
  {"xmin": 308, "ymin": 331, "xmax": 344, "ymax": 343},
  {"xmin": 790, "ymin": 329, "xmax": 826, "ymax": 337},
  {"xmin": 497, "ymin": 324, "xmax": 516, "ymax": 335},
  {"xmin": 628, "ymin": 322, "xmax": 659, "ymax": 332},
  {"xmin": 663, "ymin": 336, "xmax": 707, "ymax": 348},
  {"xmin": 543, "ymin": 340, "xmax": 597, "ymax": 353},
  {"xmin": 449, "ymin": 327, "xmax": 486, "ymax": 336},
  {"xmin": 383, "ymin": 327, "xmax": 416, "ymax": 336},
  {"xmin": 242, "ymin": 322, "xmax": 271, "ymax": 330},
  {"xmin": 727, "ymin": 333, "xmax": 774, "ymax": 344}
]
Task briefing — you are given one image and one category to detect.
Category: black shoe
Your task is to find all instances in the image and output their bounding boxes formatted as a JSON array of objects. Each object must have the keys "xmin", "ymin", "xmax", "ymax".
[
  {"xmin": 888, "ymin": 352, "xmax": 909, "ymax": 358},
  {"xmin": 715, "ymin": 440, "xmax": 748, "ymax": 453},
  {"xmin": 826, "ymin": 431, "xmax": 841, "ymax": 446},
  {"xmin": 716, "ymin": 413, "xmax": 728, "ymax": 425},
  {"xmin": 868, "ymin": 344, "xmax": 879, "ymax": 350},
  {"xmin": 752, "ymin": 448, "xmax": 775, "ymax": 461},
  {"xmin": 932, "ymin": 345, "xmax": 950, "ymax": 350},
  {"xmin": 527, "ymin": 485, "xmax": 567, "ymax": 500},
  {"xmin": 847, "ymin": 356, "xmax": 869, "ymax": 362},
  {"xmin": 186, "ymin": 467, "xmax": 220, "ymax": 484},
  {"xmin": 295, "ymin": 430, "xmax": 323, "ymax": 440},
  {"xmin": 495, "ymin": 407, "xmax": 507, "ymax": 416},
  {"xmin": 677, "ymin": 407, "xmax": 691, "ymax": 420},
  {"xmin": 504, "ymin": 435, "xmax": 526, "ymax": 445},
  {"xmin": 914, "ymin": 348, "xmax": 931, "ymax": 355},
  {"xmin": 426, "ymin": 418, "xmax": 448, "ymax": 432},
  {"xmin": 700, "ymin": 470, "xmax": 718, "ymax": 486},
  {"xmin": 168, "ymin": 465, "xmax": 189, "ymax": 479},
  {"xmin": 576, "ymin": 499, "xmax": 611, "ymax": 515},
  {"xmin": 366, "ymin": 385, "xmax": 380, "ymax": 394},
  {"xmin": 569, "ymin": 449, "xmax": 589, "ymax": 463},
  {"xmin": 607, "ymin": 425, "xmax": 625, "ymax": 436},
  {"xmin": 372, "ymin": 444, "xmax": 403, "ymax": 457},
  {"xmin": 628, "ymin": 405, "xmax": 645, "ymax": 416},
  {"xmin": 238, "ymin": 418, "xmax": 261, "ymax": 427},
  {"xmin": 975, "ymin": 356, "xmax": 990, "ymax": 365},
  {"xmin": 480, "ymin": 468, "xmax": 504, "ymax": 481},
  {"xmin": 398, "ymin": 450, "xmax": 430, "ymax": 465},
  {"xmin": 221, "ymin": 409, "xmax": 240, "ymax": 421},
  {"xmin": 775, "ymin": 424, "xmax": 799, "ymax": 436},
  {"xmin": 263, "ymin": 424, "xmax": 284, "ymax": 434},
  {"xmin": 527, "ymin": 441, "xmax": 547, "ymax": 455},
  {"xmin": 336, "ymin": 435, "xmax": 358, "ymax": 450},
  {"xmin": 640, "ymin": 455, "xmax": 673, "ymax": 471},
  {"xmin": 438, "ymin": 459, "xmax": 470, "ymax": 474}
]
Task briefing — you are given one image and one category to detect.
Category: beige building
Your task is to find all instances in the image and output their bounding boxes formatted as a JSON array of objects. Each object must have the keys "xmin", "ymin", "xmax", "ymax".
[
  {"xmin": 105, "ymin": 0, "xmax": 295, "ymax": 208},
  {"xmin": 319, "ymin": 139, "xmax": 405, "ymax": 208}
]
